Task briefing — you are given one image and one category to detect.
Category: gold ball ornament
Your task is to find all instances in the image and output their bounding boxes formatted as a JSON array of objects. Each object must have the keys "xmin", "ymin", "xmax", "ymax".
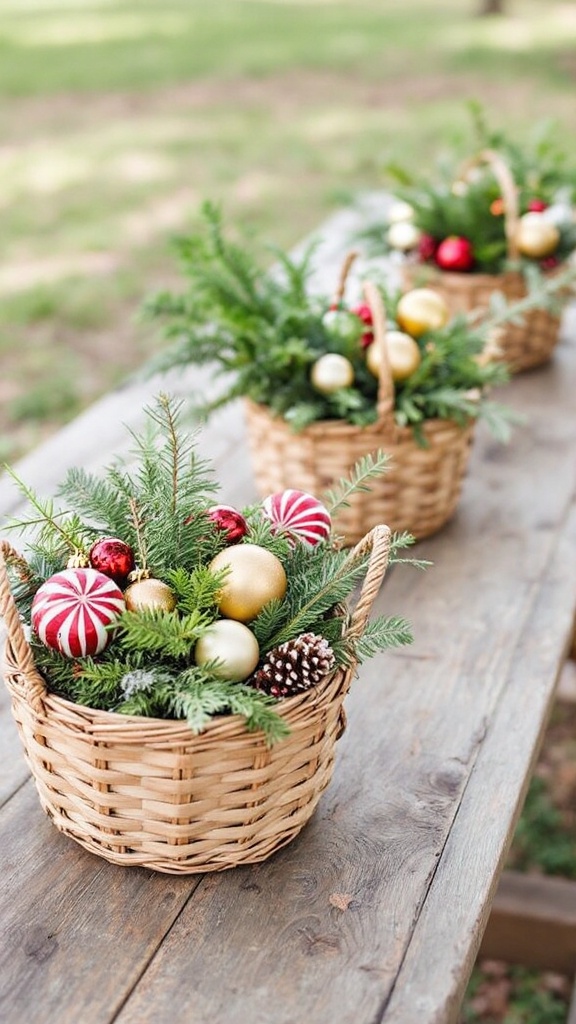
[
  {"xmin": 366, "ymin": 331, "xmax": 421, "ymax": 382},
  {"xmin": 396, "ymin": 288, "xmax": 450, "ymax": 338},
  {"xmin": 310, "ymin": 353, "xmax": 354, "ymax": 395},
  {"xmin": 387, "ymin": 200, "xmax": 414, "ymax": 224},
  {"xmin": 209, "ymin": 544, "xmax": 287, "ymax": 622},
  {"xmin": 195, "ymin": 619, "xmax": 260, "ymax": 682},
  {"xmin": 386, "ymin": 220, "xmax": 421, "ymax": 252},
  {"xmin": 515, "ymin": 212, "xmax": 560, "ymax": 259},
  {"xmin": 124, "ymin": 578, "xmax": 177, "ymax": 613}
]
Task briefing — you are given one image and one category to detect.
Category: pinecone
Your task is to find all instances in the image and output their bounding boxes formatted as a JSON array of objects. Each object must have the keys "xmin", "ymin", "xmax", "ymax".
[{"xmin": 250, "ymin": 632, "xmax": 336, "ymax": 698}]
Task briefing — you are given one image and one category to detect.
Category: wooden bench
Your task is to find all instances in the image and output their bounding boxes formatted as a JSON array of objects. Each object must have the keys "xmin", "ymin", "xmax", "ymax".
[{"xmin": 2, "ymin": 204, "xmax": 576, "ymax": 1023}]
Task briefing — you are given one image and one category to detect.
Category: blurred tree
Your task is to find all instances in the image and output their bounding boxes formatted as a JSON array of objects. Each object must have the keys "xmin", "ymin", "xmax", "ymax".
[{"xmin": 477, "ymin": 0, "xmax": 505, "ymax": 12}]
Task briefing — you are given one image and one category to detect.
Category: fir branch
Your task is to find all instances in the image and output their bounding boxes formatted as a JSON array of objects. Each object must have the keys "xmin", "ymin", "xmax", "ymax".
[
  {"xmin": 118, "ymin": 669, "xmax": 289, "ymax": 746},
  {"xmin": 114, "ymin": 607, "xmax": 213, "ymax": 660},
  {"xmin": 3, "ymin": 465, "xmax": 90, "ymax": 553},
  {"xmin": 56, "ymin": 468, "xmax": 132, "ymax": 540},
  {"xmin": 323, "ymin": 450, "xmax": 392, "ymax": 517},
  {"xmin": 354, "ymin": 616, "xmax": 414, "ymax": 663},
  {"xmin": 166, "ymin": 564, "xmax": 224, "ymax": 615}
]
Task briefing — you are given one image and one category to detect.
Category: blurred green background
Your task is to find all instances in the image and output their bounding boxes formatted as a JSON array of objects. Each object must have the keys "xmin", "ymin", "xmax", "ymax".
[{"xmin": 1, "ymin": 0, "xmax": 575, "ymax": 462}]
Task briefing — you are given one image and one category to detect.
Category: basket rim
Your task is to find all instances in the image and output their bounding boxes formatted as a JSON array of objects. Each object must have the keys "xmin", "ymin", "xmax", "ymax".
[{"xmin": 243, "ymin": 396, "xmax": 474, "ymax": 440}]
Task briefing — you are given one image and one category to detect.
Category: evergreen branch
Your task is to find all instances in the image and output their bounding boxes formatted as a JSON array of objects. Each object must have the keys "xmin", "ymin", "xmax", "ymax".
[
  {"xmin": 3, "ymin": 465, "xmax": 89, "ymax": 552},
  {"xmin": 114, "ymin": 607, "xmax": 213, "ymax": 659},
  {"xmin": 323, "ymin": 450, "xmax": 392, "ymax": 516},
  {"xmin": 354, "ymin": 616, "xmax": 414, "ymax": 662}
]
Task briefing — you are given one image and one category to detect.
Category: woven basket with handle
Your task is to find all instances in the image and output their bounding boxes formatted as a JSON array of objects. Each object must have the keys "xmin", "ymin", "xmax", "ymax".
[
  {"xmin": 245, "ymin": 280, "xmax": 475, "ymax": 545},
  {"xmin": 0, "ymin": 526, "xmax": 390, "ymax": 875},
  {"xmin": 402, "ymin": 148, "xmax": 561, "ymax": 373}
]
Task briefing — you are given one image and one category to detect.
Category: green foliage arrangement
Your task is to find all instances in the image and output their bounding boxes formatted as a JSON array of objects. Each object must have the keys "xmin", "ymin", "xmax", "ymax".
[
  {"xmin": 144, "ymin": 202, "xmax": 528, "ymax": 440},
  {"xmin": 362, "ymin": 102, "xmax": 576, "ymax": 275},
  {"xmin": 3, "ymin": 396, "xmax": 416, "ymax": 745}
]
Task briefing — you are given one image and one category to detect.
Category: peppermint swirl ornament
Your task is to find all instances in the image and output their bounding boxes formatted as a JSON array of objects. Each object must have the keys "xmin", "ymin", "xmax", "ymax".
[
  {"xmin": 31, "ymin": 568, "xmax": 126, "ymax": 658},
  {"xmin": 262, "ymin": 490, "xmax": 331, "ymax": 547}
]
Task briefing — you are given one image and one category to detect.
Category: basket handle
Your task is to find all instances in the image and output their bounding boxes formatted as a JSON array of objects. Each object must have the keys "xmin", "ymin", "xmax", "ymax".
[
  {"xmin": 343, "ymin": 524, "xmax": 392, "ymax": 642},
  {"xmin": 457, "ymin": 147, "xmax": 520, "ymax": 262},
  {"xmin": 362, "ymin": 281, "xmax": 397, "ymax": 435},
  {"xmin": 0, "ymin": 540, "xmax": 47, "ymax": 711},
  {"xmin": 331, "ymin": 249, "xmax": 359, "ymax": 307}
]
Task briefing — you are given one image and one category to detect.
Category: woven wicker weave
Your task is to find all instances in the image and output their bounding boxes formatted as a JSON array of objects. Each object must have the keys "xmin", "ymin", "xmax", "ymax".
[
  {"xmin": 403, "ymin": 148, "xmax": 561, "ymax": 373},
  {"xmin": 0, "ymin": 526, "xmax": 390, "ymax": 874},
  {"xmin": 244, "ymin": 281, "xmax": 475, "ymax": 545}
]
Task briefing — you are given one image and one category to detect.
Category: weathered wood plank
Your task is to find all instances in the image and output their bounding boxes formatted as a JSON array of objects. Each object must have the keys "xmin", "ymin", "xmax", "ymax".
[
  {"xmin": 0, "ymin": 684, "xmax": 28, "ymax": 806},
  {"xmin": 479, "ymin": 870, "xmax": 576, "ymax": 974},
  {"xmin": 111, "ymin": 338, "xmax": 576, "ymax": 1023},
  {"xmin": 0, "ymin": 782, "xmax": 201, "ymax": 1024}
]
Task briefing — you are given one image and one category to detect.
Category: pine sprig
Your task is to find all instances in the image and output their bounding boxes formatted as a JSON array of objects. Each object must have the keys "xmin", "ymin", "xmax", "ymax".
[
  {"xmin": 354, "ymin": 616, "xmax": 414, "ymax": 663},
  {"xmin": 114, "ymin": 607, "xmax": 214, "ymax": 660},
  {"xmin": 323, "ymin": 450, "xmax": 392, "ymax": 517},
  {"xmin": 118, "ymin": 670, "xmax": 289, "ymax": 746}
]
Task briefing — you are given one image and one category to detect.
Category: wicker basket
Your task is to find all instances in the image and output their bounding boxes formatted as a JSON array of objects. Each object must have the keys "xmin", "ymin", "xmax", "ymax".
[
  {"xmin": 0, "ymin": 526, "xmax": 390, "ymax": 874},
  {"xmin": 402, "ymin": 148, "xmax": 561, "ymax": 373},
  {"xmin": 244, "ymin": 281, "xmax": 475, "ymax": 545}
]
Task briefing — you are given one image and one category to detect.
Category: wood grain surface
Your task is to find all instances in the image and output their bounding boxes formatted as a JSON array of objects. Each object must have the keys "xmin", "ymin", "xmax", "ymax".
[{"xmin": 1, "ymin": 205, "xmax": 575, "ymax": 1023}]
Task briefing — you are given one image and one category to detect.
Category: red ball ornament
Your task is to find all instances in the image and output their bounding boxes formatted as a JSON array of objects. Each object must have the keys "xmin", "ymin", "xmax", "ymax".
[
  {"xmin": 262, "ymin": 490, "xmax": 331, "ymax": 547},
  {"xmin": 207, "ymin": 504, "xmax": 248, "ymax": 544},
  {"xmin": 89, "ymin": 537, "xmax": 135, "ymax": 583},
  {"xmin": 417, "ymin": 233, "xmax": 438, "ymax": 263},
  {"xmin": 527, "ymin": 198, "xmax": 548, "ymax": 213},
  {"xmin": 351, "ymin": 303, "xmax": 374, "ymax": 348},
  {"xmin": 435, "ymin": 235, "xmax": 474, "ymax": 272},
  {"xmin": 31, "ymin": 568, "xmax": 126, "ymax": 658}
]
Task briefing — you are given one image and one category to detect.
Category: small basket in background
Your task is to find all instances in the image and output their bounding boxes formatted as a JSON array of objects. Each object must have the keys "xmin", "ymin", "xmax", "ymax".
[
  {"xmin": 402, "ymin": 149, "xmax": 563, "ymax": 373},
  {"xmin": 245, "ymin": 281, "xmax": 475, "ymax": 545}
]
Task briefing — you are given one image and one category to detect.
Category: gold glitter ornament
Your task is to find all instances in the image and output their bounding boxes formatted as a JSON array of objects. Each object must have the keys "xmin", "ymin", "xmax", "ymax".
[
  {"xmin": 124, "ymin": 577, "xmax": 177, "ymax": 613},
  {"xmin": 366, "ymin": 330, "xmax": 421, "ymax": 382},
  {"xmin": 195, "ymin": 619, "xmax": 260, "ymax": 682},
  {"xmin": 209, "ymin": 544, "xmax": 287, "ymax": 622},
  {"xmin": 310, "ymin": 353, "xmax": 354, "ymax": 395},
  {"xmin": 386, "ymin": 221, "xmax": 421, "ymax": 252},
  {"xmin": 396, "ymin": 288, "xmax": 450, "ymax": 338},
  {"xmin": 515, "ymin": 212, "xmax": 560, "ymax": 259}
]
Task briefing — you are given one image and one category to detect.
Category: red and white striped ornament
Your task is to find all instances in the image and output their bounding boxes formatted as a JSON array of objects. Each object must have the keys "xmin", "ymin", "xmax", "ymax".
[
  {"xmin": 31, "ymin": 568, "xmax": 126, "ymax": 658},
  {"xmin": 262, "ymin": 490, "xmax": 331, "ymax": 547}
]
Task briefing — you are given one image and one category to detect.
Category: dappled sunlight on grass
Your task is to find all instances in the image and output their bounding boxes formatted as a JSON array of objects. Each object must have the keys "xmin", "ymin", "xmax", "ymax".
[
  {"xmin": 2, "ymin": 13, "xmax": 188, "ymax": 47},
  {"xmin": 0, "ymin": 0, "xmax": 574, "ymax": 465},
  {"xmin": 445, "ymin": 6, "xmax": 576, "ymax": 53}
]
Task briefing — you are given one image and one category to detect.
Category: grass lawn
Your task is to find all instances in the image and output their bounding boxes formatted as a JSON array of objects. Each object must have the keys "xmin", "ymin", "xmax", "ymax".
[{"xmin": 1, "ymin": 0, "xmax": 576, "ymax": 460}]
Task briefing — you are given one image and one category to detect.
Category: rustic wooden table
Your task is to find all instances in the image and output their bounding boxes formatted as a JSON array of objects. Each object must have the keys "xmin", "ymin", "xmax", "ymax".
[{"xmin": 2, "ymin": 209, "xmax": 576, "ymax": 1023}]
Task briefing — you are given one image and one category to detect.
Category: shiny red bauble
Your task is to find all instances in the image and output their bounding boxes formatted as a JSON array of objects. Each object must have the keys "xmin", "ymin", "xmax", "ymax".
[
  {"xmin": 527, "ymin": 198, "xmax": 548, "ymax": 213},
  {"xmin": 207, "ymin": 504, "xmax": 249, "ymax": 544},
  {"xmin": 417, "ymin": 233, "xmax": 438, "ymax": 263},
  {"xmin": 89, "ymin": 537, "xmax": 135, "ymax": 584},
  {"xmin": 351, "ymin": 303, "xmax": 374, "ymax": 348},
  {"xmin": 435, "ymin": 235, "xmax": 474, "ymax": 272}
]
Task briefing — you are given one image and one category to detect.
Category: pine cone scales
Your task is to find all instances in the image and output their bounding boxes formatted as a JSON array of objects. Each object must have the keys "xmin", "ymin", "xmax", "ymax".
[{"xmin": 251, "ymin": 632, "xmax": 336, "ymax": 698}]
